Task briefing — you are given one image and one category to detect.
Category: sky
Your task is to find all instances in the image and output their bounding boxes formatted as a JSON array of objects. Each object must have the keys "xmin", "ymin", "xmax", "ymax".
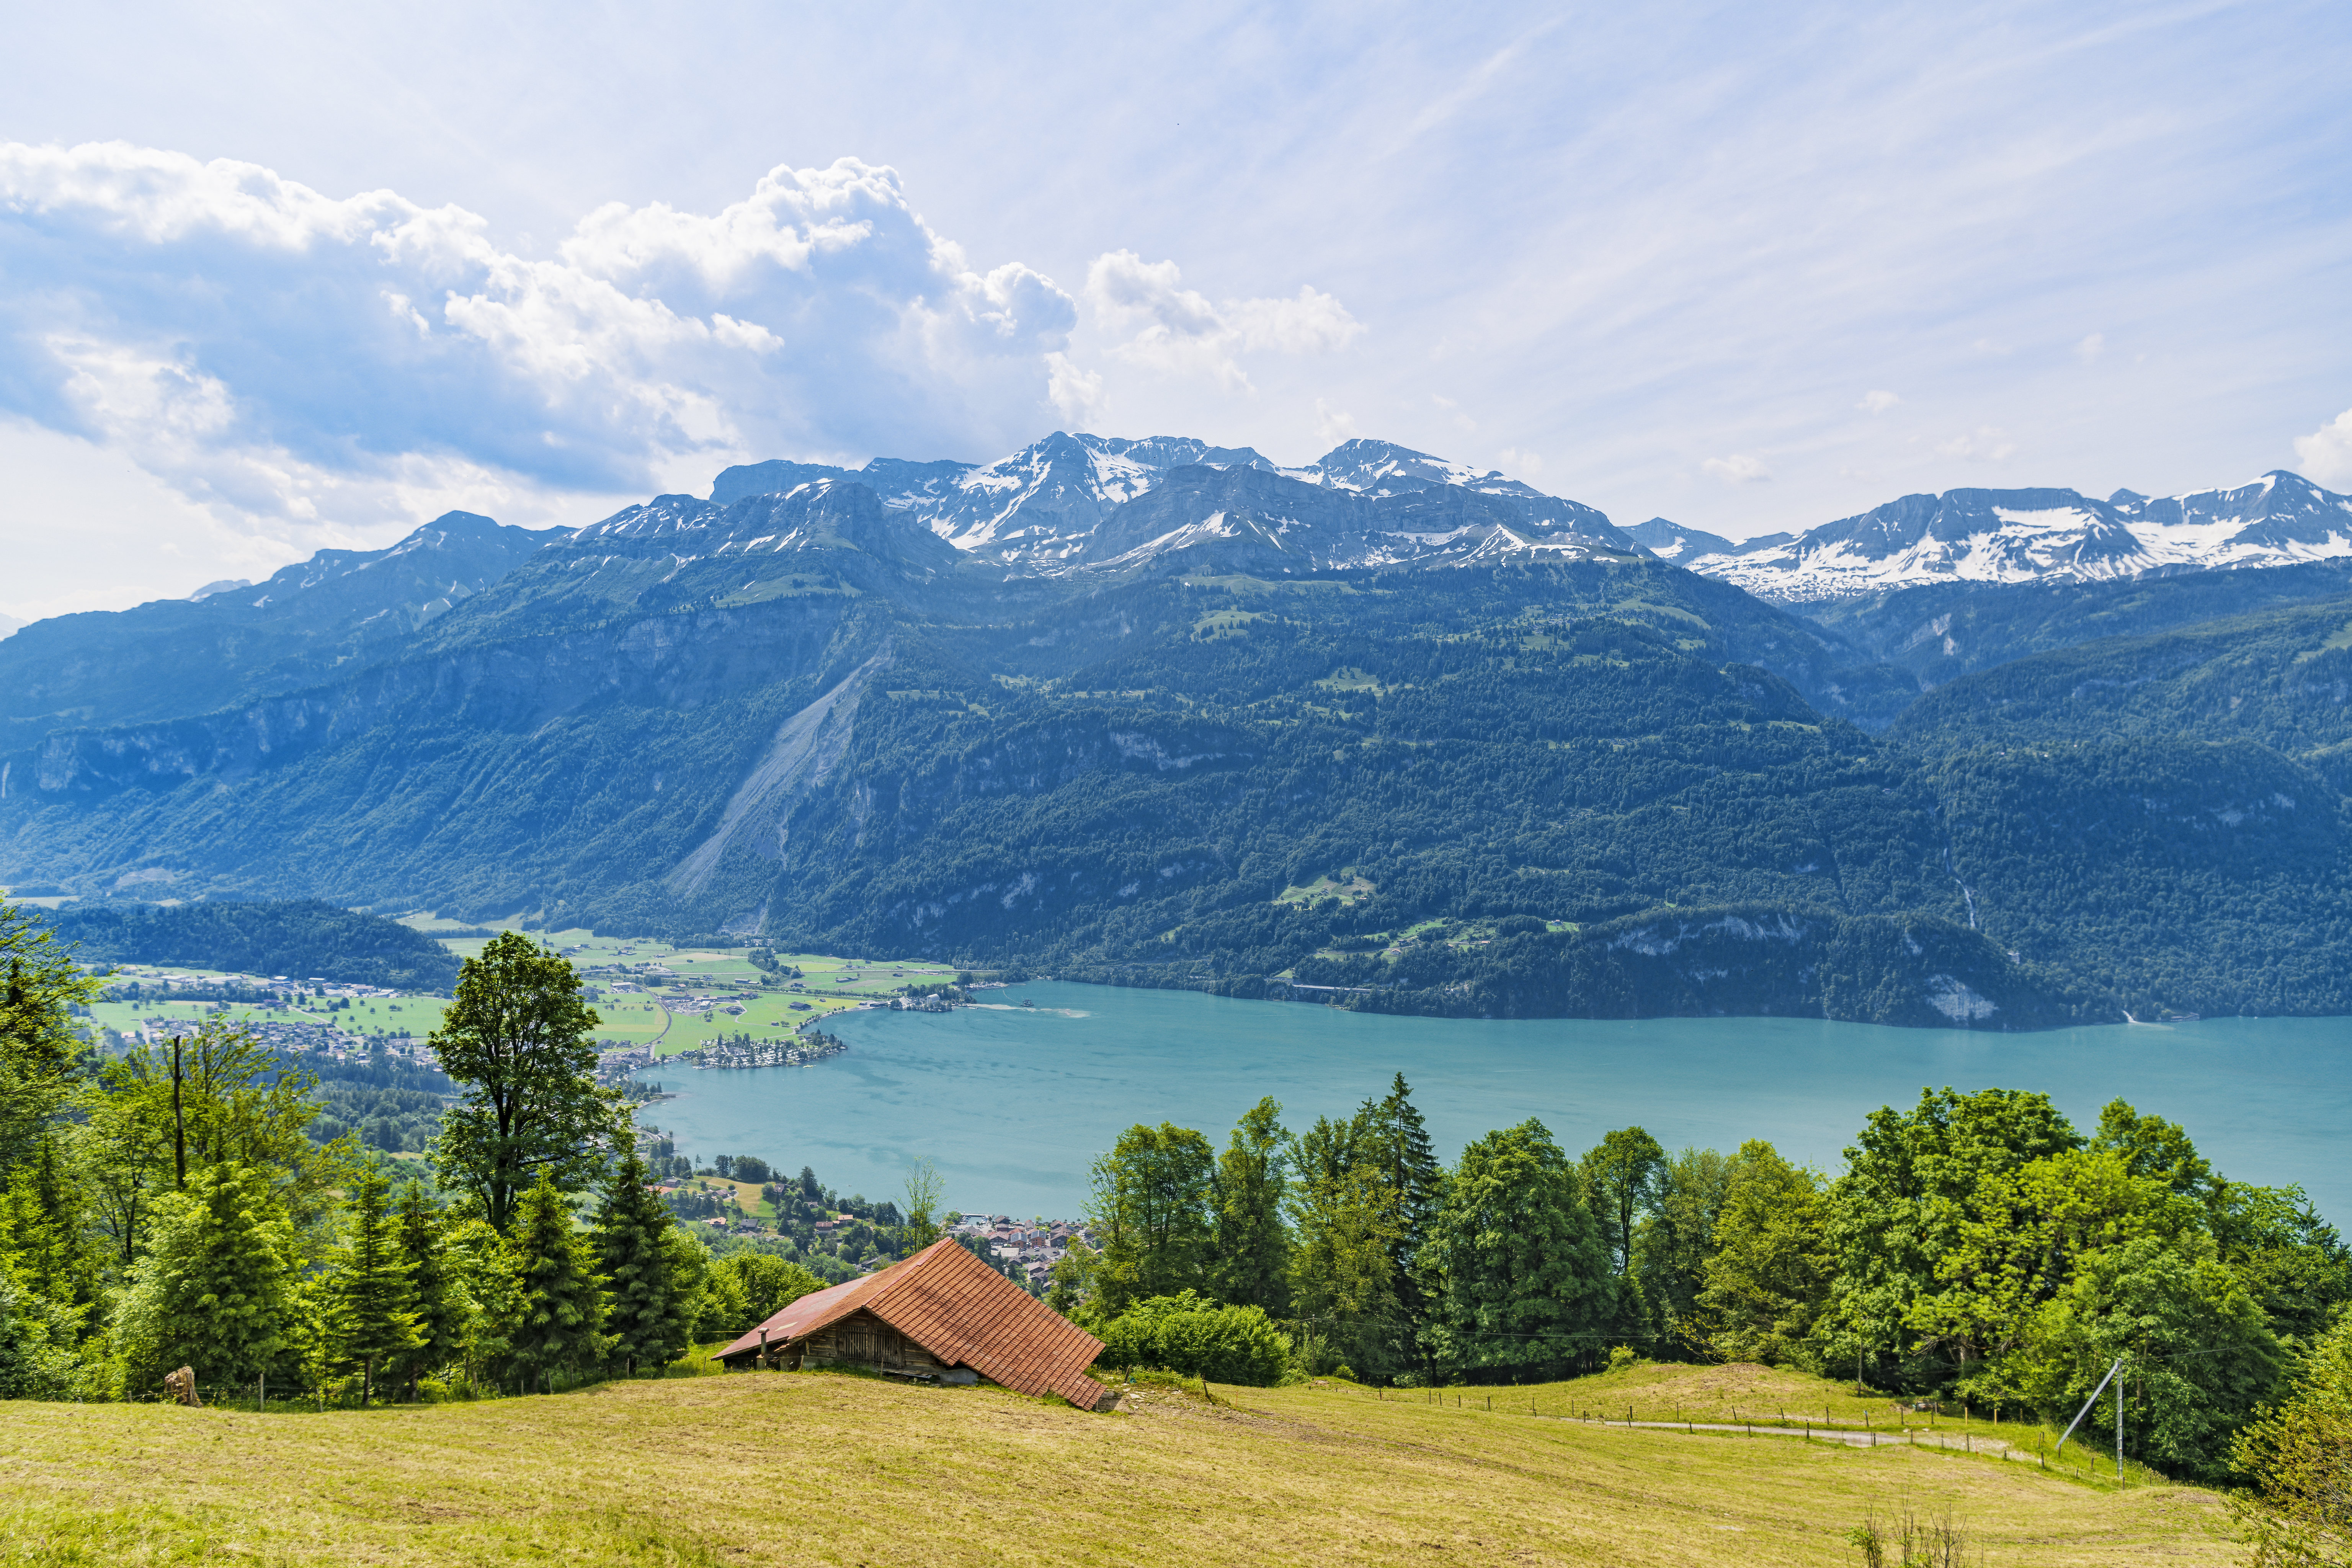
[{"xmin": 2, "ymin": 0, "xmax": 2348, "ymax": 621}]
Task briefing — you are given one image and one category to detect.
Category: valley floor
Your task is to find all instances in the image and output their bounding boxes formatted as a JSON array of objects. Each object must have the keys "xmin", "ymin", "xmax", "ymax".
[{"xmin": 0, "ymin": 1364, "xmax": 2236, "ymax": 1566}]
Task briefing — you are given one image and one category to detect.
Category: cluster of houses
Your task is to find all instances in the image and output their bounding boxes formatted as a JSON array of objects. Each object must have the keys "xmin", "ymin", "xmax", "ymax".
[{"xmin": 954, "ymin": 1214, "xmax": 1094, "ymax": 1286}]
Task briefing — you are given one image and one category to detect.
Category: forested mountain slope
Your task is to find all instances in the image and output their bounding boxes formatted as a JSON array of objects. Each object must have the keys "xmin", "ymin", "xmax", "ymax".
[
  {"xmin": 1800, "ymin": 561, "xmax": 2352, "ymax": 692},
  {"xmin": 0, "ymin": 512, "xmax": 559, "ymax": 746},
  {"xmin": 8, "ymin": 452, "xmax": 2352, "ymax": 1024},
  {"xmin": 45, "ymin": 898, "xmax": 459, "ymax": 990}
]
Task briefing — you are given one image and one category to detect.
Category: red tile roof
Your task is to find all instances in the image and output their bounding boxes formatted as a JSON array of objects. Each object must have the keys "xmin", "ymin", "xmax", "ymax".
[{"xmin": 714, "ymin": 1238, "xmax": 1109, "ymax": 1408}]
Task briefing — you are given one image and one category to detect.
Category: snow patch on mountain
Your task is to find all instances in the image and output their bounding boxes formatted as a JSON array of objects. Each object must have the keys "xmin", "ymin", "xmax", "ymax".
[{"xmin": 1681, "ymin": 472, "xmax": 2352, "ymax": 603}]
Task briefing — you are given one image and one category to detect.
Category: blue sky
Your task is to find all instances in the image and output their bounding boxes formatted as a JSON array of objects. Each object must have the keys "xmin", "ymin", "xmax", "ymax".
[{"xmin": 3, "ymin": 0, "xmax": 2348, "ymax": 618}]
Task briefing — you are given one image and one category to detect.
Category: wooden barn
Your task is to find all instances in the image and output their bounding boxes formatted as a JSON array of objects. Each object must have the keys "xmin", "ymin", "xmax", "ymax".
[{"xmin": 713, "ymin": 1237, "xmax": 1116, "ymax": 1410}]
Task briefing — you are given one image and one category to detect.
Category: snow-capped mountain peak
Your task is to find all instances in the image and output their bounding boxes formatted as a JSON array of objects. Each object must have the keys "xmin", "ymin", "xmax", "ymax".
[{"xmin": 1676, "ymin": 472, "xmax": 2352, "ymax": 603}]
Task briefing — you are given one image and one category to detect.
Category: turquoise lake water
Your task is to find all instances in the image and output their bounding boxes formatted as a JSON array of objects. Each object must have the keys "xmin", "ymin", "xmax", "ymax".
[{"xmin": 646, "ymin": 982, "xmax": 2352, "ymax": 1225}]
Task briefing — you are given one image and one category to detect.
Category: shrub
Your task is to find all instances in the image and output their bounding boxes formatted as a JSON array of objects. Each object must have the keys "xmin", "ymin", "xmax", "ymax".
[{"xmin": 1093, "ymin": 1292, "xmax": 1290, "ymax": 1386}]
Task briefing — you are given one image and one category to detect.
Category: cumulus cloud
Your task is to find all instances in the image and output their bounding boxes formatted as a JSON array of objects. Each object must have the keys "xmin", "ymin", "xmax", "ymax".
[
  {"xmin": 1314, "ymin": 398, "xmax": 1361, "ymax": 444},
  {"xmin": 1085, "ymin": 250, "xmax": 1362, "ymax": 392},
  {"xmin": 2292, "ymin": 407, "xmax": 2352, "ymax": 487},
  {"xmin": 1937, "ymin": 426, "xmax": 2018, "ymax": 462},
  {"xmin": 1703, "ymin": 453, "xmax": 1771, "ymax": 483},
  {"xmin": 0, "ymin": 141, "xmax": 1081, "ymax": 538}
]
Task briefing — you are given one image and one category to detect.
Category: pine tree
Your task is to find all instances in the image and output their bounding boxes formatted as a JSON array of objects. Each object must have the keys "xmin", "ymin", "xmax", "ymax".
[
  {"xmin": 505, "ymin": 1171, "xmax": 608, "ymax": 1391},
  {"xmin": 395, "ymin": 1181, "xmax": 465, "ymax": 1396},
  {"xmin": 334, "ymin": 1167, "xmax": 419, "ymax": 1406},
  {"xmin": 594, "ymin": 1132, "xmax": 676, "ymax": 1373}
]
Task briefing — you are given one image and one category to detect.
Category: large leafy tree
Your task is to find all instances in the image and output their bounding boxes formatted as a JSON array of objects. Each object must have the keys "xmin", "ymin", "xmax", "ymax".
[
  {"xmin": 1287, "ymin": 1160, "xmax": 1400, "ymax": 1377},
  {"xmin": 430, "ymin": 933, "xmax": 615, "ymax": 1233},
  {"xmin": 502, "ymin": 1173, "xmax": 609, "ymax": 1390},
  {"xmin": 77, "ymin": 1019, "xmax": 348, "ymax": 1268},
  {"xmin": 333, "ymin": 1167, "xmax": 419, "ymax": 1406},
  {"xmin": 0, "ymin": 902, "xmax": 101, "ymax": 1176},
  {"xmin": 112, "ymin": 1161, "xmax": 294, "ymax": 1395},
  {"xmin": 2231, "ymin": 1315, "xmax": 2352, "ymax": 1567},
  {"xmin": 1212, "ymin": 1097, "xmax": 1291, "ymax": 1314},
  {"xmin": 1424, "ymin": 1119, "xmax": 1611, "ymax": 1381},
  {"xmin": 1630, "ymin": 1145, "xmax": 1732, "ymax": 1355},
  {"xmin": 1580, "ymin": 1127, "xmax": 1666, "ymax": 1279},
  {"xmin": 1824, "ymin": 1086, "xmax": 2081, "ymax": 1384},
  {"xmin": 1696, "ymin": 1140, "xmax": 1828, "ymax": 1365},
  {"xmin": 1087, "ymin": 1122, "xmax": 1215, "ymax": 1315}
]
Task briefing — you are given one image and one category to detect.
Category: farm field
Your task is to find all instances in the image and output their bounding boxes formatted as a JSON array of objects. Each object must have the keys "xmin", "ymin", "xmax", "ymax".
[
  {"xmin": 0, "ymin": 1362, "xmax": 2233, "ymax": 1566},
  {"xmin": 86, "ymin": 924, "xmax": 969, "ymax": 1054}
]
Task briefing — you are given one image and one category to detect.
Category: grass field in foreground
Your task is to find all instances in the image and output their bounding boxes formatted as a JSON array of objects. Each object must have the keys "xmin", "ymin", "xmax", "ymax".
[{"xmin": 0, "ymin": 1365, "xmax": 2234, "ymax": 1566}]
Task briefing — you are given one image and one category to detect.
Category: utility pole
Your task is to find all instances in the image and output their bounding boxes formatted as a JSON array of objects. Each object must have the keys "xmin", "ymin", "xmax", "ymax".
[{"xmin": 171, "ymin": 1035, "xmax": 187, "ymax": 1190}]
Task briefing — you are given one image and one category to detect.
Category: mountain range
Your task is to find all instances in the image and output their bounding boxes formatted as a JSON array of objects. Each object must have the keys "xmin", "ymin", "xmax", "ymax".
[
  {"xmin": 1634, "ymin": 471, "xmax": 2352, "ymax": 602},
  {"xmin": 8, "ymin": 433, "xmax": 2352, "ymax": 1027}
]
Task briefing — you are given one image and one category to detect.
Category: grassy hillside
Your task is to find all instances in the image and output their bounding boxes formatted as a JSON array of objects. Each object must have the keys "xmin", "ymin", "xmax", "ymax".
[{"xmin": 0, "ymin": 1364, "xmax": 2233, "ymax": 1566}]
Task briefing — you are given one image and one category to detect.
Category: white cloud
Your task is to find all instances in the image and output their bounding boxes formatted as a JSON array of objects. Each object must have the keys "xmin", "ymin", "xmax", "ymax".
[
  {"xmin": 1044, "ymin": 352, "xmax": 1106, "ymax": 425},
  {"xmin": 1498, "ymin": 446, "xmax": 1545, "ymax": 477},
  {"xmin": 1314, "ymin": 398, "xmax": 1360, "ymax": 444},
  {"xmin": 1085, "ymin": 250, "xmax": 1362, "ymax": 393},
  {"xmin": 2293, "ymin": 407, "xmax": 2352, "ymax": 487},
  {"xmin": 1702, "ymin": 453, "xmax": 1771, "ymax": 484},
  {"xmin": 2075, "ymin": 333, "xmax": 2106, "ymax": 361},
  {"xmin": 1857, "ymin": 389, "xmax": 1901, "ymax": 415},
  {"xmin": 0, "ymin": 141, "xmax": 1081, "ymax": 546},
  {"xmin": 1937, "ymin": 426, "xmax": 2018, "ymax": 462}
]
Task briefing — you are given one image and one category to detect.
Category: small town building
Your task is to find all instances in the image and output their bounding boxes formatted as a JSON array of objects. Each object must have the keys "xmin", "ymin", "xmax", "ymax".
[{"xmin": 712, "ymin": 1237, "xmax": 1113, "ymax": 1409}]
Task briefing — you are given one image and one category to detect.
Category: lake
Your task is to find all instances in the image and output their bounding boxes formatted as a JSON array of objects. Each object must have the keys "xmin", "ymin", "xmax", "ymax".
[{"xmin": 647, "ymin": 982, "xmax": 2352, "ymax": 1224}]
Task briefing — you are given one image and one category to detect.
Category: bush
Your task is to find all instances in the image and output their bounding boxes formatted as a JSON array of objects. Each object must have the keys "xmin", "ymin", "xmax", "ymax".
[{"xmin": 1093, "ymin": 1292, "xmax": 1290, "ymax": 1386}]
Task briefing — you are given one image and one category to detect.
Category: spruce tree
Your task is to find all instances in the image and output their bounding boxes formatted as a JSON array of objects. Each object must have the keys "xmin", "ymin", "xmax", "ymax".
[
  {"xmin": 334, "ymin": 1167, "xmax": 419, "ymax": 1406},
  {"xmin": 1366, "ymin": 1075, "xmax": 1441, "ymax": 1365},
  {"xmin": 114, "ymin": 1161, "xmax": 293, "ymax": 1393},
  {"xmin": 594, "ymin": 1132, "xmax": 676, "ymax": 1373},
  {"xmin": 506, "ymin": 1171, "xmax": 608, "ymax": 1391},
  {"xmin": 395, "ymin": 1181, "xmax": 465, "ymax": 1396}
]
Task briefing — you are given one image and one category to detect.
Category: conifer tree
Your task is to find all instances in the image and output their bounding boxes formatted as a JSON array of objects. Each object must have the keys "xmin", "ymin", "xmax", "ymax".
[
  {"xmin": 395, "ymin": 1181, "xmax": 465, "ymax": 1395},
  {"xmin": 334, "ymin": 1167, "xmax": 418, "ymax": 1406},
  {"xmin": 113, "ymin": 1161, "xmax": 294, "ymax": 1393},
  {"xmin": 1364, "ymin": 1075, "xmax": 1441, "ymax": 1362},
  {"xmin": 505, "ymin": 1171, "xmax": 608, "ymax": 1390},
  {"xmin": 594, "ymin": 1132, "xmax": 676, "ymax": 1373}
]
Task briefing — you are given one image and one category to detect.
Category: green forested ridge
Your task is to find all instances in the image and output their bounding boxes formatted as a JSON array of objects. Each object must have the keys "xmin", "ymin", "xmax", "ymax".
[
  {"xmin": 44, "ymin": 899, "xmax": 461, "ymax": 991},
  {"xmin": 1800, "ymin": 560, "xmax": 2352, "ymax": 694},
  {"xmin": 0, "ymin": 512, "xmax": 557, "ymax": 751},
  {"xmin": 1893, "ymin": 593, "xmax": 2352, "ymax": 782},
  {"xmin": 6, "ymin": 483, "xmax": 2352, "ymax": 1022}
]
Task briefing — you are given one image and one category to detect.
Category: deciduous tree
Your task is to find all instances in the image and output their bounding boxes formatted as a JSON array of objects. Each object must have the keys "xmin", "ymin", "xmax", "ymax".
[
  {"xmin": 1426, "ymin": 1120, "xmax": 1610, "ymax": 1381},
  {"xmin": 1087, "ymin": 1122, "xmax": 1215, "ymax": 1315},
  {"xmin": 430, "ymin": 934, "xmax": 615, "ymax": 1233},
  {"xmin": 1212, "ymin": 1097, "xmax": 1290, "ymax": 1314}
]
